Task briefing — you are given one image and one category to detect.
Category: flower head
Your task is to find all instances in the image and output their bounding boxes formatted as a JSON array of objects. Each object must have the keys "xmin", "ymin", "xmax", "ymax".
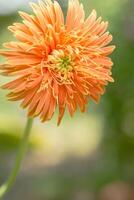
[{"xmin": 0, "ymin": 0, "xmax": 115, "ymax": 125}]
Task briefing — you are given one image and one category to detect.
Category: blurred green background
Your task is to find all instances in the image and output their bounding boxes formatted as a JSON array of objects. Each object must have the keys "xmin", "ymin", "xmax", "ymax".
[{"xmin": 0, "ymin": 0, "xmax": 134, "ymax": 199}]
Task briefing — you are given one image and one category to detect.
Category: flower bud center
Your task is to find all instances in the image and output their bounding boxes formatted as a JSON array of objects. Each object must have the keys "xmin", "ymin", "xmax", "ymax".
[{"xmin": 58, "ymin": 57, "xmax": 73, "ymax": 73}]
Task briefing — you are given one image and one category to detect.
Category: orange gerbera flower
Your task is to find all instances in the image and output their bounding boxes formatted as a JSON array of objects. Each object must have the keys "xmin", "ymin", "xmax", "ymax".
[{"xmin": 0, "ymin": 0, "xmax": 115, "ymax": 125}]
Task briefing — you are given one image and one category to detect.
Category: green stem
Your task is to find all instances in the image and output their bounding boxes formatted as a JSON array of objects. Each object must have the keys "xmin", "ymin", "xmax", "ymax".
[{"xmin": 0, "ymin": 118, "xmax": 33, "ymax": 199}]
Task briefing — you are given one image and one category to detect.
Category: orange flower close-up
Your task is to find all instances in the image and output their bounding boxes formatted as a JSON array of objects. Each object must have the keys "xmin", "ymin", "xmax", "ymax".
[{"xmin": 0, "ymin": 0, "xmax": 115, "ymax": 125}]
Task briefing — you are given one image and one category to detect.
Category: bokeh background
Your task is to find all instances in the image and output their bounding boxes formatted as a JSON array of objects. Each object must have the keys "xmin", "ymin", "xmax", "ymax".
[{"xmin": 0, "ymin": 0, "xmax": 134, "ymax": 199}]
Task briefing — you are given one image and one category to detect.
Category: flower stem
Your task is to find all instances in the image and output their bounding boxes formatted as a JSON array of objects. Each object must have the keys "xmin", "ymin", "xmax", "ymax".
[{"xmin": 0, "ymin": 117, "xmax": 33, "ymax": 199}]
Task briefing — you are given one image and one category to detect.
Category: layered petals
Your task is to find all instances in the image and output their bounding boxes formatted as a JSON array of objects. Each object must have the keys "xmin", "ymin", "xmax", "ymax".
[{"xmin": 0, "ymin": 0, "xmax": 115, "ymax": 125}]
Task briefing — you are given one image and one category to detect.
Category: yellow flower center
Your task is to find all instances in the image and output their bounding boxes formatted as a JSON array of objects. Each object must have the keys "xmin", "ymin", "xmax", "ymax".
[
  {"xmin": 48, "ymin": 50, "xmax": 74, "ymax": 83},
  {"xmin": 58, "ymin": 57, "xmax": 73, "ymax": 73}
]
